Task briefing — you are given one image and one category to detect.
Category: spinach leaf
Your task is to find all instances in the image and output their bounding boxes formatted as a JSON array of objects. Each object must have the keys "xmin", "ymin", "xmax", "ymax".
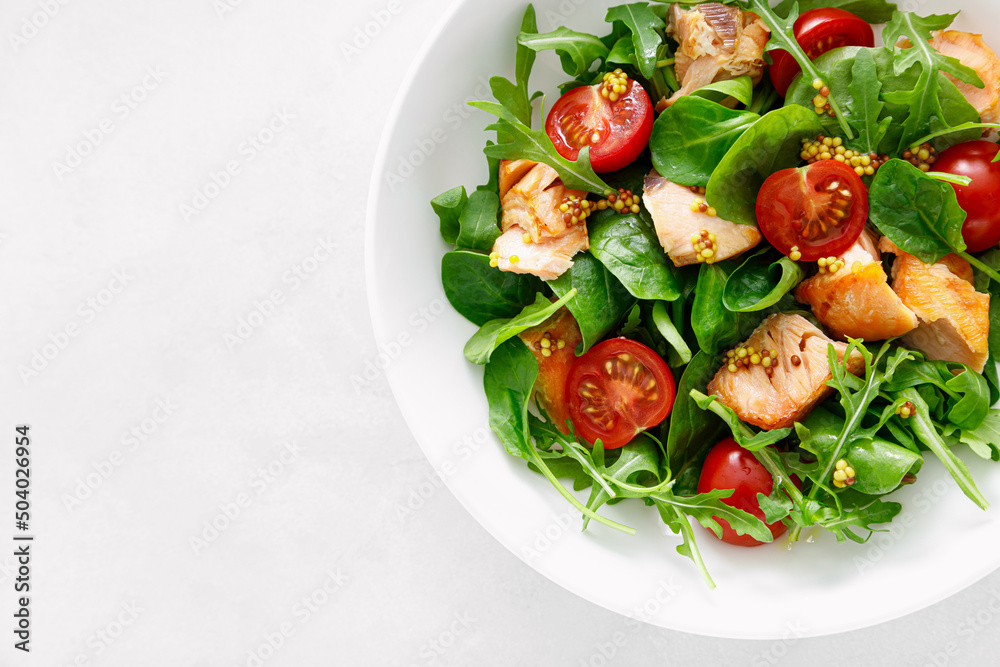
[
  {"xmin": 483, "ymin": 338, "xmax": 539, "ymax": 460},
  {"xmin": 953, "ymin": 410, "xmax": 1000, "ymax": 461},
  {"xmin": 651, "ymin": 301, "xmax": 693, "ymax": 366},
  {"xmin": 868, "ymin": 159, "xmax": 969, "ymax": 265},
  {"xmin": 470, "ymin": 101, "xmax": 612, "ymax": 195},
  {"xmin": 773, "ymin": 0, "xmax": 898, "ymax": 24},
  {"xmin": 845, "ymin": 48, "xmax": 892, "ymax": 154},
  {"xmin": 489, "ymin": 5, "xmax": 539, "ymax": 127},
  {"xmin": 796, "ymin": 408, "xmax": 922, "ymax": 496},
  {"xmin": 455, "ymin": 189, "xmax": 501, "ymax": 251},
  {"xmin": 606, "ymin": 37, "xmax": 639, "ymax": 70},
  {"xmin": 706, "ymin": 105, "xmax": 826, "ymax": 226},
  {"xmin": 587, "ymin": 210, "xmax": 681, "ymax": 301},
  {"xmin": 691, "ymin": 262, "xmax": 758, "ymax": 354},
  {"xmin": 690, "ymin": 76, "xmax": 755, "ymax": 107},
  {"xmin": 881, "ymin": 12, "xmax": 984, "ymax": 152},
  {"xmin": 464, "ymin": 290, "xmax": 576, "ymax": 365},
  {"xmin": 900, "ymin": 388, "xmax": 990, "ymax": 510},
  {"xmin": 605, "ymin": 3, "xmax": 665, "ymax": 79},
  {"xmin": 722, "ymin": 250, "xmax": 806, "ymax": 313},
  {"xmin": 649, "ymin": 96, "xmax": 759, "ymax": 188},
  {"xmin": 431, "ymin": 185, "xmax": 468, "ymax": 246},
  {"xmin": 517, "ymin": 27, "xmax": 609, "ymax": 78},
  {"xmin": 548, "ymin": 252, "xmax": 635, "ymax": 353},
  {"xmin": 441, "ymin": 250, "xmax": 542, "ymax": 326},
  {"xmin": 666, "ymin": 352, "xmax": 726, "ymax": 471}
]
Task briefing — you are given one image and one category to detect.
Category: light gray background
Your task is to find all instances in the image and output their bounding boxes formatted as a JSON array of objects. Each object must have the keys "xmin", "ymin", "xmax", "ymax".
[{"xmin": 2, "ymin": 0, "xmax": 999, "ymax": 665}]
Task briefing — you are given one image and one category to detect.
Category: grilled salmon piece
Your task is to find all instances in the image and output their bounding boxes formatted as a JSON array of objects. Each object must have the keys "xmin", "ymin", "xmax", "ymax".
[
  {"xmin": 708, "ymin": 314, "xmax": 865, "ymax": 430},
  {"xmin": 795, "ymin": 230, "xmax": 919, "ymax": 341},
  {"xmin": 491, "ymin": 224, "xmax": 590, "ymax": 282},
  {"xmin": 519, "ymin": 308, "xmax": 583, "ymax": 434},
  {"xmin": 929, "ymin": 30, "xmax": 1000, "ymax": 124},
  {"xmin": 642, "ymin": 172, "xmax": 761, "ymax": 266},
  {"xmin": 500, "ymin": 161, "xmax": 585, "ymax": 243},
  {"xmin": 658, "ymin": 3, "xmax": 770, "ymax": 111},
  {"xmin": 492, "ymin": 160, "xmax": 590, "ymax": 281},
  {"xmin": 880, "ymin": 239, "xmax": 991, "ymax": 372}
]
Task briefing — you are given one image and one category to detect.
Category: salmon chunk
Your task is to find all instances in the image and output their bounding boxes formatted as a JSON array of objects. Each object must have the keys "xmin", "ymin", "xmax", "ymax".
[
  {"xmin": 642, "ymin": 172, "xmax": 761, "ymax": 266},
  {"xmin": 708, "ymin": 314, "xmax": 865, "ymax": 430},
  {"xmin": 492, "ymin": 160, "xmax": 590, "ymax": 281},
  {"xmin": 492, "ymin": 224, "xmax": 590, "ymax": 282},
  {"xmin": 658, "ymin": 3, "xmax": 770, "ymax": 111},
  {"xmin": 795, "ymin": 230, "xmax": 919, "ymax": 341},
  {"xmin": 519, "ymin": 308, "xmax": 583, "ymax": 434},
  {"xmin": 880, "ymin": 239, "xmax": 991, "ymax": 372},
  {"xmin": 930, "ymin": 31, "xmax": 1000, "ymax": 124}
]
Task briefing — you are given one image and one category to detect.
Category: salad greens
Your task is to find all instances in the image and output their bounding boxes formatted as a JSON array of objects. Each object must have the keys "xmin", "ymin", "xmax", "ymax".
[{"xmin": 433, "ymin": 0, "xmax": 1000, "ymax": 586}]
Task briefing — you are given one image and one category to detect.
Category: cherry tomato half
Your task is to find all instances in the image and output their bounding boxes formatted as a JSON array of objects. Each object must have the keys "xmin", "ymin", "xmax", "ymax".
[
  {"xmin": 769, "ymin": 8, "xmax": 875, "ymax": 97},
  {"xmin": 932, "ymin": 140, "xmax": 1000, "ymax": 253},
  {"xmin": 545, "ymin": 76, "xmax": 654, "ymax": 173},
  {"xmin": 566, "ymin": 338, "xmax": 675, "ymax": 449},
  {"xmin": 756, "ymin": 159, "xmax": 868, "ymax": 261},
  {"xmin": 697, "ymin": 438, "xmax": 793, "ymax": 547}
]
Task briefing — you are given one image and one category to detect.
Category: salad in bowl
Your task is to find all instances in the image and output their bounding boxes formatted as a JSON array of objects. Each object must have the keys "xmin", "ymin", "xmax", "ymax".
[{"xmin": 430, "ymin": 0, "xmax": 1000, "ymax": 587}]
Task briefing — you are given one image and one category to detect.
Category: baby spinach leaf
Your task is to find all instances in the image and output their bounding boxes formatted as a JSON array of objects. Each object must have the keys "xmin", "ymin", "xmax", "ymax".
[
  {"xmin": 868, "ymin": 159, "xmax": 967, "ymax": 265},
  {"xmin": 517, "ymin": 27, "xmax": 610, "ymax": 78},
  {"xmin": 483, "ymin": 338, "xmax": 539, "ymax": 461},
  {"xmin": 606, "ymin": 37, "xmax": 639, "ymax": 70},
  {"xmin": 722, "ymin": 250, "xmax": 806, "ymax": 313},
  {"xmin": 900, "ymin": 388, "xmax": 989, "ymax": 510},
  {"xmin": 470, "ymin": 101, "xmax": 612, "ymax": 195},
  {"xmin": 605, "ymin": 3, "xmax": 665, "ymax": 79},
  {"xmin": 652, "ymin": 301, "xmax": 693, "ymax": 366},
  {"xmin": 666, "ymin": 352, "xmax": 726, "ymax": 470},
  {"xmin": 773, "ymin": 0, "xmax": 898, "ymax": 24},
  {"xmin": 431, "ymin": 185, "xmax": 468, "ymax": 246},
  {"xmin": 881, "ymin": 12, "xmax": 984, "ymax": 151},
  {"xmin": 690, "ymin": 76, "xmax": 754, "ymax": 107},
  {"xmin": 953, "ymin": 410, "xmax": 1000, "ymax": 461},
  {"xmin": 548, "ymin": 252, "xmax": 635, "ymax": 354},
  {"xmin": 706, "ymin": 105, "xmax": 825, "ymax": 226},
  {"xmin": 489, "ymin": 5, "xmax": 539, "ymax": 127},
  {"xmin": 845, "ymin": 48, "xmax": 892, "ymax": 154},
  {"xmin": 464, "ymin": 290, "xmax": 576, "ymax": 365},
  {"xmin": 587, "ymin": 210, "xmax": 681, "ymax": 301},
  {"xmin": 649, "ymin": 96, "xmax": 759, "ymax": 188},
  {"xmin": 691, "ymin": 262, "xmax": 759, "ymax": 354},
  {"xmin": 455, "ymin": 189, "xmax": 501, "ymax": 251},
  {"xmin": 441, "ymin": 250, "xmax": 542, "ymax": 326}
]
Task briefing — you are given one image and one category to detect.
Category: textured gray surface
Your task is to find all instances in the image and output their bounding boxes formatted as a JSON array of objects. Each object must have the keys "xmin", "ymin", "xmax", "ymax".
[{"xmin": 3, "ymin": 0, "xmax": 999, "ymax": 664}]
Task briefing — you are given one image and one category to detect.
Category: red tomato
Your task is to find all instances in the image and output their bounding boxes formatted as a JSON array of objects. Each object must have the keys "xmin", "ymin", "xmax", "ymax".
[
  {"xmin": 769, "ymin": 8, "xmax": 875, "ymax": 97},
  {"xmin": 932, "ymin": 140, "xmax": 1000, "ymax": 253},
  {"xmin": 756, "ymin": 159, "xmax": 868, "ymax": 261},
  {"xmin": 545, "ymin": 77, "xmax": 653, "ymax": 173},
  {"xmin": 566, "ymin": 338, "xmax": 675, "ymax": 449},
  {"xmin": 697, "ymin": 438, "xmax": 790, "ymax": 547}
]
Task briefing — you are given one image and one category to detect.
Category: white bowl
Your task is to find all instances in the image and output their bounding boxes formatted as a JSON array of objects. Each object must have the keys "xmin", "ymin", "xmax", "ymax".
[{"xmin": 366, "ymin": 0, "xmax": 1000, "ymax": 638}]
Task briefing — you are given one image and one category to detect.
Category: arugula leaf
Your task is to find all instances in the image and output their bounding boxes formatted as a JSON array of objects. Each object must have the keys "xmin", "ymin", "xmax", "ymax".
[
  {"xmin": 649, "ymin": 96, "xmax": 759, "ymax": 188},
  {"xmin": 944, "ymin": 369, "xmax": 991, "ymax": 431},
  {"xmin": 952, "ymin": 410, "xmax": 1000, "ymax": 461},
  {"xmin": 606, "ymin": 37, "xmax": 639, "ymax": 70},
  {"xmin": 900, "ymin": 387, "xmax": 990, "ymax": 510},
  {"xmin": 605, "ymin": 3, "xmax": 665, "ymax": 79},
  {"xmin": 666, "ymin": 352, "xmax": 726, "ymax": 470},
  {"xmin": 441, "ymin": 250, "xmax": 542, "ymax": 326},
  {"xmin": 881, "ymin": 12, "xmax": 984, "ymax": 151},
  {"xmin": 517, "ymin": 27, "xmax": 610, "ymax": 78},
  {"xmin": 455, "ymin": 189, "xmax": 501, "ymax": 251},
  {"xmin": 722, "ymin": 250, "xmax": 806, "ymax": 313},
  {"xmin": 464, "ymin": 290, "xmax": 576, "ymax": 365},
  {"xmin": 489, "ymin": 5, "xmax": 539, "ymax": 127},
  {"xmin": 470, "ymin": 101, "xmax": 612, "ymax": 195},
  {"xmin": 651, "ymin": 301, "xmax": 693, "ymax": 366},
  {"xmin": 690, "ymin": 391, "xmax": 792, "ymax": 451},
  {"xmin": 773, "ymin": 0, "xmax": 898, "ymax": 24},
  {"xmin": 845, "ymin": 48, "xmax": 892, "ymax": 154},
  {"xmin": 431, "ymin": 185, "xmax": 468, "ymax": 246},
  {"xmin": 548, "ymin": 252, "xmax": 635, "ymax": 354},
  {"xmin": 654, "ymin": 502, "xmax": 716, "ymax": 589},
  {"xmin": 655, "ymin": 488, "xmax": 775, "ymax": 544},
  {"xmin": 706, "ymin": 104, "xmax": 826, "ymax": 226},
  {"xmin": 583, "ymin": 436, "xmax": 664, "ymax": 529},
  {"xmin": 587, "ymin": 210, "xmax": 681, "ymax": 301}
]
